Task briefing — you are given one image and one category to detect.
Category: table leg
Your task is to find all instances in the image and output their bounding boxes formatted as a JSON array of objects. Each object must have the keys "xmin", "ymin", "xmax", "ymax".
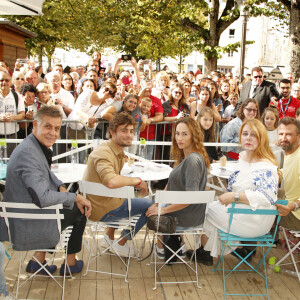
[
  {"xmin": 147, "ymin": 181, "xmax": 153, "ymax": 196},
  {"xmin": 216, "ymin": 176, "xmax": 227, "ymax": 192}
]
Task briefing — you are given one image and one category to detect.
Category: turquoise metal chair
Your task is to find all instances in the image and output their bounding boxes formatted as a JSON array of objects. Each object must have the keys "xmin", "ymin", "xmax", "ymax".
[{"xmin": 213, "ymin": 199, "xmax": 288, "ymax": 299}]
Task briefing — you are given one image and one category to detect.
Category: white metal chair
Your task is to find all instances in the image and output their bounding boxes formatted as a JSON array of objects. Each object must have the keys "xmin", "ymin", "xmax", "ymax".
[
  {"xmin": 79, "ymin": 180, "xmax": 140, "ymax": 282},
  {"xmin": 275, "ymin": 228, "xmax": 300, "ymax": 282},
  {"xmin": 149, "ymin": 190, "xmax": 215, "ymax": 290},
  {"xmin": 0, "ymin": 202, "xmax": 73, "ymax": 300}
]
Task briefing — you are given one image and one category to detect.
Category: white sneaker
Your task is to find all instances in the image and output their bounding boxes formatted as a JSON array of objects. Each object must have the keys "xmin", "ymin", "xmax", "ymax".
[
  {"xmin": 179, "ymin": 244, "xmax": 187, "ymax": 258},
  {"xmin": 111, "ymin": 241, "xmax": 136, "ymax": 258},
  {"xmin": 100, "ymin": 235, "xmax": 114, "ymax": 248},
  {"xmin": 155, "ymin": 244, "xmax": 165, "ymax": 259}
]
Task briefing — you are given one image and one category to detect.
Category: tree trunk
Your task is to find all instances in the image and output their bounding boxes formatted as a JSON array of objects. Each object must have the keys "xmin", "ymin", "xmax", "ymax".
[
  {"xmin": 203, "ymin": 0, "xmax": 219, "ymax": 75},
  {"xmin": 47, "ymin": 56, "xmax": 52, "ymax": 68},
  {"xmin": 289, "ymin": 1, "xmax": 300, "ymax": 79},
  {"xmin": 204, "ymin": 56, "xmax": 218, "ymax": 75},
  {"xmin": 157, "ymin": 59, "xmax": 161, "ymax": 71},
  {"xmin": 38, "ymin": 46, "xmax": 43, "ymax": 67}
]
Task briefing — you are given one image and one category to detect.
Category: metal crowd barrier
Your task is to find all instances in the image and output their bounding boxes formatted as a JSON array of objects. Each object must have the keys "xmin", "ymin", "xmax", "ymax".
[{"xmin": 1, "ymin": 119, "xmax": 241, "ymax": 164}]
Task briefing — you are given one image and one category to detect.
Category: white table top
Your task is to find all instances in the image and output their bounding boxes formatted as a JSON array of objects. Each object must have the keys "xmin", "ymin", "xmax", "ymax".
[
  {"xmin": 210, "ymin": 161, "xmax": 237, "ymax": 179},
  {"xmin": 51, "ymin": 163, "xmax": 87, "ymax": 183},
  {"xmin": 121, "ymin": 162, "xmax": 172, "ymax": 181}
]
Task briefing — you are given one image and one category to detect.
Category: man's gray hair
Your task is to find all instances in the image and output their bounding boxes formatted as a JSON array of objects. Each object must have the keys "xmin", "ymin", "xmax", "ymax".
[
  {"xmin": 35, "ymin": 106, "xmax": 63, "ymax": 123},
  {"xmin": 45, "ymin": 71, "xmax": 61, "ymax": 82}
]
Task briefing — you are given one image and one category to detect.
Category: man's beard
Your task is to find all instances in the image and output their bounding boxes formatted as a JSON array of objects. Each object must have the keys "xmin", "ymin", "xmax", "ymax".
[{"xmin": 280, "ymin": 141, "xmax": 297, "ymax": 152}]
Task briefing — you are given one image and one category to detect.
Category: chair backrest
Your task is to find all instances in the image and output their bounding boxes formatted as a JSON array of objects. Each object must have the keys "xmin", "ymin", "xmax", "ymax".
[
  {"xmin": 78, "ymin": 180, "xmax": 135, "ymax": 211},
  {"xmin": 227, "ymin": 199, "xmax": 288, "ymax": 216},
  {"xmin": 155, "ymin": 190, "xmax": 215, "ymax": 216},
  {"xmin": 0, "ymin": 202, "xmax": 64, "ymax": 244},
  {"xmin": 226, "ymin": 199, "xmax": 288, "ymax": 241},
  {"xmin": 155, "ymin": 190, "xmax": 215, "ymax": 206}
]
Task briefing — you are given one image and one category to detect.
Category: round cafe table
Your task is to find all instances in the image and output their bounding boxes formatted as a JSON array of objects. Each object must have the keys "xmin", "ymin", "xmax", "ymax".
[
  {"xmin": 121, "ymin": 161, "xmax": 172, "ymax": 195},
  {"xmin": 51, "ymin": 163, "xmax": 87, "ymax": 191},
  {"xmin": 207, "ymin": 161, "xmax": 237, "ymax": 192}
]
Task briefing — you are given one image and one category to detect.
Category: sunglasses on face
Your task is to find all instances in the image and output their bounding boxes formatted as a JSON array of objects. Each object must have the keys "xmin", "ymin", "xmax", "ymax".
[
  {"xmin": 173, "ymin": 91, "xmax": 182, "ymax": 95},
  {"xmin": 16, "ymin": 77, "xmax": 25, "ymax": 81},
  {"xmin": 104, "ymin": 87, "xmax": 113, "ymax": 95},
  {"xmin": 0, "ymin": 79, "xmax": 10, "ymax": 82},
  {"xmin": 253, "ymin": 75, "xmax": 263, "ymax": 79}
]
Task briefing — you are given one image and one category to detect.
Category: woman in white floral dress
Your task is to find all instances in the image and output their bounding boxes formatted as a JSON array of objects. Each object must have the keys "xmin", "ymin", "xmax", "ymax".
[{"xmin": 187, "ymin": 119, "xmax": 279, "ymax": 264}]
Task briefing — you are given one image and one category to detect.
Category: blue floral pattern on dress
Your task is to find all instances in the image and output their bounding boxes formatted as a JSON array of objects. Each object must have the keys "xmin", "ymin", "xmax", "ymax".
[
  {"xmin": 252, "ymin": 169, "xmax": 278, "ymax": 204},
  {"xmin": 227, "ymin": 171, "xmax": 240, "ymax": 192}
]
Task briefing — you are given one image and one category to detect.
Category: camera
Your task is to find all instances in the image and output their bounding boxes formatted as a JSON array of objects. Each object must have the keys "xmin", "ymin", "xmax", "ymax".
[{"xmin": 121, "ymin": 54, "xmax": 132, "ymax": 61}]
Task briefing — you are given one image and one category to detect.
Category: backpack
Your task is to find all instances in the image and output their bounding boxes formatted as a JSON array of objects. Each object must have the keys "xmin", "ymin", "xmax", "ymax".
[{"xmin": 11, "ymin": 90, "xmax": 18, "ymax": 110}]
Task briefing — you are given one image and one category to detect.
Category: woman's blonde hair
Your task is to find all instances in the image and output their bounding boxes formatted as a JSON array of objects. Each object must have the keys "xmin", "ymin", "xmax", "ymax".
[
  {"xmin": 239, "ymin": 119, "xmax": 277, "ymax": 166},
  {"xmin": 171, "ymin": 117, "xmax": 210, "ymax": 168},
  {"xmin": 156, "ymin": 71, "xmax": 170, "ymax": 87}
]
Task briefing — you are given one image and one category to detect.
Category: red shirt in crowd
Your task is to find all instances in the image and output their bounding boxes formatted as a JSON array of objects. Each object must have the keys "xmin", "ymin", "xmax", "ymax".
[
  {"xmin": 140, "ymin": 95, "xmax": 164, "ymax": 140},
  {"xmin": 276, "ymin": 97, "xmax": 300, "ymax": 119}
]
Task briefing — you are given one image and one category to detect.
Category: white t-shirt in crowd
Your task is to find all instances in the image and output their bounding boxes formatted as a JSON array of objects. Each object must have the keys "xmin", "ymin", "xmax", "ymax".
[
  {"xmin": 0, "ymin": 91, "xmax": 25, "ymax": 134},
  {"xmin": 223, "ymin": 104, "xmax": 235, "ymax": 119},
  {"xmin": 51, "ymin": 88, "xmax": 75, "ymax": 120}
]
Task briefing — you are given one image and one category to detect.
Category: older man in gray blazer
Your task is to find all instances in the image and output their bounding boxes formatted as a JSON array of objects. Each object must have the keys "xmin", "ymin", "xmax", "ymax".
[{"xmin": 0, "ymin": 106, "xmax": 91, "ymax": 276}]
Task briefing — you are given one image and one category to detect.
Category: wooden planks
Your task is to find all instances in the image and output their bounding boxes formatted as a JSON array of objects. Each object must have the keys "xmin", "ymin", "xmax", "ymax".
[{"xmin": 2, "ymin": 234, "xmax": 299, "ymax": 300}]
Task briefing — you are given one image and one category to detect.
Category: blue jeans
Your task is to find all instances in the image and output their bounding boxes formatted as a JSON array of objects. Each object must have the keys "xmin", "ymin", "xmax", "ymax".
[
  {"xmin": 146, "ymin": 139, "xmax": 155, "ymax": 161},
  {"xmin": 100, "ymin": 198, "xmax": 153, "ymax": 240},
  {"xmin": 0, "ymin": 242, "xmax": 8, "ymax": 296}
]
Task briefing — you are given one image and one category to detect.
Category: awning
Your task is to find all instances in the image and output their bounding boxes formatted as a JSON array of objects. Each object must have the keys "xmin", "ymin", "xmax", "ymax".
[{"xmin": 0, "ymin": 0, "xmax": 44, "ymax": 15}]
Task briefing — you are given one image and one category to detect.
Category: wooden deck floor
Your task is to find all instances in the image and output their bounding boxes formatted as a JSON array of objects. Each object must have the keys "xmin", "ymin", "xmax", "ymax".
[{"xmin": 3, "ymin": 229, "xmax": 300, "ymax": 300}]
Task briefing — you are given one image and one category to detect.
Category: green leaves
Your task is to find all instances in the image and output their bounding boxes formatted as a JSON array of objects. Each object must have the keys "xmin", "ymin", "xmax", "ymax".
[{"xmin": 7, "ymin": 0, "xmax": 290, "ymax": 73}]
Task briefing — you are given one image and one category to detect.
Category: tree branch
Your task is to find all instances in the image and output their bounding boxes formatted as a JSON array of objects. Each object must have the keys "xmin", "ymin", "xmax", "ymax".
[
  {"xmin": 180, "ymin": 18, "xmax": 209, "ymax": 40},
  {"xmin": 279, "ymin": 0, "xmax": 291, "ymax": 12},
  {"xmin": 217, "ymin": 0, "xmax": 240, "ymax": 37}
]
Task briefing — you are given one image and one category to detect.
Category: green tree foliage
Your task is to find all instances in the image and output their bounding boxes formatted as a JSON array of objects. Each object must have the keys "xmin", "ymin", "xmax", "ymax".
[{"xmin": 8, "ymin": 0, "xmax": 298, "ymax": 76}]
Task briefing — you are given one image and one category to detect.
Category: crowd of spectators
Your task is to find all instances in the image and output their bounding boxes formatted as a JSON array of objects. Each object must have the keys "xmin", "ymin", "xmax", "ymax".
[
  {"xmin": 1, "ymin": 55, "xmax": 300, "ymax": 163},
  {"xmin": 0, "ymin": 52, "xmax": 300, "ymax": 299}
]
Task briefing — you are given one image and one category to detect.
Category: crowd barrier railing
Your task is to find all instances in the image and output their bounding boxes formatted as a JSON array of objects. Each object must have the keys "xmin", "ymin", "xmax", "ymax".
[{"xmin": 1, "ymin": 119, "xmax": 242, "ymax": 164}]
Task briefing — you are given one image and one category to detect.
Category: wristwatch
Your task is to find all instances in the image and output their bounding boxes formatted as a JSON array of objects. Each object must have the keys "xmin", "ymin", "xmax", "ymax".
[
  {"xmin": 150, "ymin": 118, "xmax": 154, "ymax": 123},
  {"xmin": 234, "ymin": 192, "xmax": 240, "ymax": 203},
  {"xmin": 293, "ymin": 202, "xmax": 299, "ymax": 211}
]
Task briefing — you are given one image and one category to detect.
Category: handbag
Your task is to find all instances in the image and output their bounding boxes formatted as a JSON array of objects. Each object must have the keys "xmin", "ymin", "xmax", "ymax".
[{"xmin": 147, "ymin": 214, "xmax": 177, "ymax": 233}]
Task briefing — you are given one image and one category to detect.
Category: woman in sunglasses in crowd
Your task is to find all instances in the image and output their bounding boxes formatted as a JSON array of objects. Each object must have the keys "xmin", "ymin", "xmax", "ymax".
[
  {"xmin": 190, "ymin": 86, "xmax": 221, "ymax": 122},
  {"xmin": 220, "ymin": 98, "xmax": 260, "ymax": 160},
  {"xmin": 11, "ymin": 71, "xmax": 25, "ymax": 94},
  {"xmin": 161, "ymin": 83, "xmax": 190, "ymax": 161}
]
